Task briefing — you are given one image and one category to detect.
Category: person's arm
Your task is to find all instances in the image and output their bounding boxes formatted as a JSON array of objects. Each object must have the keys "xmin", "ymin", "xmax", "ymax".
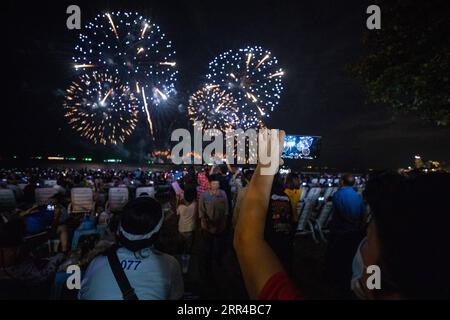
[
  {"xmin": 226, "ymin": 162, "xmax": 240, "ymax": 179},
  {"xmin": 233, "ymin": 130, "xmax": 286, "ymax": 299},
  {"xmin": 19, "ymin": 205, "xmax": 39, "ymax": 217},
  {"xmin": 175, "ymin": 193, "xmax": 182, "ymax": 208}
]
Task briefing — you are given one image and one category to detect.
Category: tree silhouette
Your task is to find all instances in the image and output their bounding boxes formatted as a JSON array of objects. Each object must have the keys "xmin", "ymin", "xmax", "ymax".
[{"xmin": 350, "ymin": 0, "xmax": 450, "ymax": 125}]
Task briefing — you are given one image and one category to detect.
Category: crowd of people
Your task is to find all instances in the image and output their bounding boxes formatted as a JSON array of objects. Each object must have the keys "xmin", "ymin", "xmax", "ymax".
[{"xmin": 0, "ymin": 142, "xmax": 449, "ymax": 299}]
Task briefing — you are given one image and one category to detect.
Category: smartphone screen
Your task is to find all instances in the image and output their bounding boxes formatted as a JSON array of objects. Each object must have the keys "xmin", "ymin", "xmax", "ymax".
[{"xmin": 282, "ymin": 135, "xmax": 322, "ymax": 160}]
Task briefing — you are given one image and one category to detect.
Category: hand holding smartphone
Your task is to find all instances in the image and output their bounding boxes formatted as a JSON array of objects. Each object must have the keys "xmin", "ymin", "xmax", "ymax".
[{"xmin": 282, "ymin": 135, "xmax": 322, "ymax": 160}]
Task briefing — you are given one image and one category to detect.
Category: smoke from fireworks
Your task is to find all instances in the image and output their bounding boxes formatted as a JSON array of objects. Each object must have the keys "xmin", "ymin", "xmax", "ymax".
[{"xmin": 63, "ymin": 72, "xmax": 139, "ymax": 145}]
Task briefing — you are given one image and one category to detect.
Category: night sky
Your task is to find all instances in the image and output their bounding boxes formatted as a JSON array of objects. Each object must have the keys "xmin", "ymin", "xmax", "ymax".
[{"xmin": 3, "ymin": 0, "xmax": 450, "ymax": 170}]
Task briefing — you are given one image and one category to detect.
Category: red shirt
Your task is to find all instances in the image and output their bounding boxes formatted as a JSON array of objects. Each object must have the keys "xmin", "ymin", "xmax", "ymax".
[
  {"xmin": 258, "ymin": 272, "xmax": 303, "ymax": 300},
  {"xmin": 196, "ymin": 172, "xmax": 209, "ymax": 199}
]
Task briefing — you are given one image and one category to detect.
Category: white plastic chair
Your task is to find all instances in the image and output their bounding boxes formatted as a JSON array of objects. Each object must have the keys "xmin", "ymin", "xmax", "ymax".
[
  {"xmin": 107, "ymin": 187, "xmax": 129, "ymax": 213},
  {"xmin": 305, "ymin": 187, "xmax": 322, "ymax": 202},
  {"xmin": 296, "ymin": 200, "xmax": 317, "ymax": 241},
  {"xmin": 0, "ymin": 189, "xmax": 16, "ymax": 209},
  {"xmin": 314, "ymin": 201, "xmax": 334, "ymax": 242},
  {"xmin": 43, "ymin": 180, "xmax": 57, "ymax": 187},
  {"xmin": 300, "ymin": 187, "xmax": 309, "ymax": 201},
  {"xmin": 18, "ymin": 183, "xmax": 27, "ymax": 191},
  {"xmin": 69, "ymin": 188, "xmax": 94, "ymax": 214},
  {"xmin": 35, "ymin": 188, "xmax": 57, "ymax": 206},
  {"xmin": 323, "ymin": 187, "xmax": 338, "ymax": 201},
  {"xmin": 7, "ymin": 184, "xmax": 23, "ymax": 201},
  {"xmin": 136, "ymin": 186, "xmax": 155, "ymax": 199}
]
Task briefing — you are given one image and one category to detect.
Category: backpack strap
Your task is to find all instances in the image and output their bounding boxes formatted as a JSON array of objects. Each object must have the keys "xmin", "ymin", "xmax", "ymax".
[{"xmin": 106, "ymin": 246, "xmax": 139, "ymax": 300}]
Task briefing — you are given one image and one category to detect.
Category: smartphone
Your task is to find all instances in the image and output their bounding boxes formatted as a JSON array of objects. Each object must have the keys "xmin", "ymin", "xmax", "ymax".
[
  {"xmin": 282, "ymin": 135, "xmax": 322, "ymax": 160},
  {"xmin": 47, "ymin": 204, "xmax": 55, "ymax": 211},
  {"xmin": 171, "ymin": 181, "xmax": 184, "ymax": 196}
]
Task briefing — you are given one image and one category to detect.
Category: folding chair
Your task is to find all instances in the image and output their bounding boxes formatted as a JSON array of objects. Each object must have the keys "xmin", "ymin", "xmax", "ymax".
[
  {"xmin": 299, "ymin": 187, "xmax": 309, "ymax": 201},
  {"xmin": 136, "ymin": 186, "xmax": 155, "ymax": 199},
  {"xmin": 43, "ymin": 180, "xmax": 57, "ymax": 187},
  {"xmin": 7, "ymin": 185, "xmax": 23, "ymax": 201},
  {"xmin": 305, "ymin": 187, "xmax": 322, "ymax": 202},
  {"xmin": 69, "ymin": 188, "xmax": 94, "ymax": 215},
  {"xmin": 296, "ymin": 200, "xmax": 317, "ymax": 242},
  {"xmin": 106, "ymin": 187, "xmax": 129, "ymax": 213},
  {"xmin": 0, "ymin": 189, "xmax": 16, "ymax": 209},
  {"xmin": 23, "ymin": 230, "xmax": 52, "ymax": 255},
  {"xmin": 35, "ymin": 188, "xmax": 57, "ymax": 206},
  {"xmin": 323, "ymin": 187, "xmax": 338, "ymax": 201},
  {"xmin": 295, "ymin": 200, "xmax": 305, "ymax": 226},
  {"xmin": 71, "ymin": 228, "xmax": 101, "ymax": 251},
  {"xmin": 314, "ymin": 201, "xmax": 334, "ymax": 243}
]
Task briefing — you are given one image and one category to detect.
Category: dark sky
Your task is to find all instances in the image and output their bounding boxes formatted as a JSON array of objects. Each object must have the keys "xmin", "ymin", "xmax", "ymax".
[{"xmin": 2, "ymin": 0, "xmax": 450, "ymax": 170}]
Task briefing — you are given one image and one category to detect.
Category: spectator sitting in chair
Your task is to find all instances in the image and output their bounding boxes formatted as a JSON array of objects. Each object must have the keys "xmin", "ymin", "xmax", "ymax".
[
  {"xmin": 79, "ymin": 197, "xmax": 184, "ymax": 300},
  {"xmin": 48, "ymin": 193, "xmax": 70, "ymax": 253},
  {"xmin": 20, "ymin": 193, "xmax": 70, "ymax": 253},
  {"xmin": 0, "ymin": 212, "xmax": 64, "ymax": 287}
]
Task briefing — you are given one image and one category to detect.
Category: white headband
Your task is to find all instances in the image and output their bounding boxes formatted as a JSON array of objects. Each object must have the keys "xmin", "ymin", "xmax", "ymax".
[{"xmin": 119, "ymin": 214, "xmax": 164, "ymax": 241}]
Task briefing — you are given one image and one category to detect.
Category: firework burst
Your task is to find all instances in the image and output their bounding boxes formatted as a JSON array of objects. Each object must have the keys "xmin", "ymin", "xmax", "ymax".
[
  {"xmin": 188, "ymin": 85, "xmax": 240, "ymax": 131},
  {"xmin": 71, "ymin": 11, "xmax": 178, "ymax": 137},
  {"xmin": 63, "ymin": 72, "xmax": 139, "ymax": 145},
  {"xmin": 205, "ymin": 46, "xmax": 284, "ymax": 129},
  {"xmin": 72, "ymin": 11, "xmax": 177, "ymax": 103}
]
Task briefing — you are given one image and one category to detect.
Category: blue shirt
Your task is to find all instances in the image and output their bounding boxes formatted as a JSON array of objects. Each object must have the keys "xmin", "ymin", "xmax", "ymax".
[{"xmin": 329, "ymin": 187, "xmax": 365, "ymax": 234}]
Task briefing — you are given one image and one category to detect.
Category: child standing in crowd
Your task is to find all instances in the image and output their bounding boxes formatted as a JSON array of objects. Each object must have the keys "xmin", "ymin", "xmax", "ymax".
[{"xmin": 176, "ymin": 188, "xmax": 198, "ymax": 257}]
